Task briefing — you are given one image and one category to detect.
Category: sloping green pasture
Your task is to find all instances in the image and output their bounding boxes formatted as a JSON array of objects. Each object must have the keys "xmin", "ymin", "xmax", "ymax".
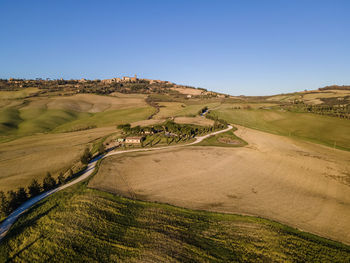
[
  {"xmin": 0, "ymin": 184, "xmax": 349, "ymax": 262},
  {"xmin": 210, "ymin": 106, "xmax": 350, "ymax": 151}
]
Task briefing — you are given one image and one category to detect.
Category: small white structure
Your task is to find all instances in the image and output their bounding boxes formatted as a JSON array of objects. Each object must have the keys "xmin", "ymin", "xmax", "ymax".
[{"xmin": 125, "ymin": 136, "xmax": 143, "ymax": 144}]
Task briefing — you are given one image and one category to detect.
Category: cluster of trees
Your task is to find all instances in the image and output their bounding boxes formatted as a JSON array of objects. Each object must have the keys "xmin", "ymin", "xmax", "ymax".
[
  {"xmin": 162, "ymin": 120, "xmax": 205, "ymax": 138},
  {"xmin": 80, "ymin": 148, "xmax": 92, "ymax": 164},
  {"xmin": 198, "ymin": 106, "xmax": 208, "ymax": 115},
  {"xmin": 117, "ymin": 119, "xmax": 227, "ymax": 143},
  {"xmin": 117, "ymin": 123, "xmax": 132, "ymax": 133},
  {"xmin": 0, "ymin": 171, "xmax": 70, "ymax": 218},
  {"xmin": 206, "ymin": 113, "xmax": 228, "ymax": 129},
  {"xmin": 285, "ymin": 103, "xmax": 350, "ymax": 119},
  {"xmin": 302, "ymin": 104, "xmax": 350, "ymax": 119}
]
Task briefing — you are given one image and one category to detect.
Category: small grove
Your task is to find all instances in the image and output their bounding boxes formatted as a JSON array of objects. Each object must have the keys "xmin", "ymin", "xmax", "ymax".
[
  {"xmin": 282, "ymin": 102, "xmax": 350, "ymax": 119},
  {"xmin": 117, "ymin": 118, "xmax": 228, "ymax": 145}
]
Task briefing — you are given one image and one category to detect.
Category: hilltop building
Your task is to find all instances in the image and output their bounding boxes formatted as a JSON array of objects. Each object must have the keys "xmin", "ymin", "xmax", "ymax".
[{"xmin": 102, "ymin": 74, "xmax": 138, "ymax": 84}]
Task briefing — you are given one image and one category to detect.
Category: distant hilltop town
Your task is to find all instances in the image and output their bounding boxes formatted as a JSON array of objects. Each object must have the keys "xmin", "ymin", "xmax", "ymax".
[
  {"xmin": 2, "ymin": 75, "xmax": 229, "ymax": 98},
  {"xmin": 7, "ymin": 75, "xmax": 172, "ymax": 85},
  {"xmin": 99, "ymin": 74, "xmax": 173, "ymax": 85}
]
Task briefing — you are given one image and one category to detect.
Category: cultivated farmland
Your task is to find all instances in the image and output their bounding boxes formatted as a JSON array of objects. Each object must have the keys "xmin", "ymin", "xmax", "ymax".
[{"xmin": 90, "ymin": 125, "xmax": 350, "ymax": 245}]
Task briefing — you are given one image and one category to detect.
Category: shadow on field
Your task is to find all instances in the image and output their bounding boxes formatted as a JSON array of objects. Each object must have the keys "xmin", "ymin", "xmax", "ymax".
[
  {"xmin": 5, "ymin": 236, "xmax": 41, "ymax": 263},
  {"xmin": 2, "ymin": 203, "xmax": 57, "ymax": 244}
]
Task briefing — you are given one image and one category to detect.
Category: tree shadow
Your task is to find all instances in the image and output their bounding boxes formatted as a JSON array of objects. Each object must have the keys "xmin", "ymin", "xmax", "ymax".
[
  {"xmin": 2, "ymin": 203, "xmax": 58, "ymax": 244},
  {"xmin": 5, "ymin": 236, "xmax": 41, "ymax": 263}
]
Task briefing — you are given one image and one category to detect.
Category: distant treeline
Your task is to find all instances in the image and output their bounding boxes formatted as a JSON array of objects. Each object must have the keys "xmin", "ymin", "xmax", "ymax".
[{"xmin": 283, "ymin": 101, "xmax": 350, "ymax": 119}]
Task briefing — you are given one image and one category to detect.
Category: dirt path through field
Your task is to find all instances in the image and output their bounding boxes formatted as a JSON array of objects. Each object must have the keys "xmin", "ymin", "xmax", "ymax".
[{"xmin": 90, "ymin": 125, "xmax": 350, "ymax": 245}]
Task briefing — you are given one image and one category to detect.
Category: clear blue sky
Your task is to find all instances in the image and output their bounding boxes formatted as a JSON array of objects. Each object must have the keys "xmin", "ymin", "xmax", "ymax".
[{"xmin": 1, "ymin": 0, "xmax": 349, "ymax": 95}]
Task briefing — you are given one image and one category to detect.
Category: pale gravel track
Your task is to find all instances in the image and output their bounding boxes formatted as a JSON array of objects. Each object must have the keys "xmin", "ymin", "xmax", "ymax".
[{"xmin": 0, "ymin": 125, "xmax": 232, "ymax": 242}]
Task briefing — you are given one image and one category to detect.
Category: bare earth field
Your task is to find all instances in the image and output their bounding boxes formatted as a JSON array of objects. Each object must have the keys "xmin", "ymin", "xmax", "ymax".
[{"xmin": 90, "ymin": 125, "xmax": 350, "ymax": 245}]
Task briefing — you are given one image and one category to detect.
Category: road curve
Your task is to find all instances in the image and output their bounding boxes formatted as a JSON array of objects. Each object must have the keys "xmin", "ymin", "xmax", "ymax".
[{"xmin": 0, "ymin": 125, "xmax": 232, "ymax": 242}]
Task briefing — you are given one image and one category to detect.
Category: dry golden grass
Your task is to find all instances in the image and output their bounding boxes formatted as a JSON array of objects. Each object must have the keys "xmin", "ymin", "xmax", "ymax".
[
  {"xmin": 215, "ymin": 103, "xmax": 277, "ymax": 110},
  {"xmin": 0, "ymin": 88, "xmax": 40, "ymax": 100},
  {"xmin": 0, "ymin": 126, "xmax": 116, "ymax": 192},
  {"xmin": 22, "ymin": 93, "xmax": 148, "ymax": 112},
  {"xmin": 302, "ymin": 90, "xmax": 350, "ymax": 104},
  {"xmin": 154, "ymin": 101, "xmax": 221, "ymax": 120},
  {"xmin": 174, "ymin": 116, "xmax": 214, "ymax": 126},
  {"xmin": 266, "ymin": 94, "xmax": 302, "ymax": 102},
  {"xmin": 266, "ymin": 89, "xmax": 350, "ymax": 105},
  {"xmin": 130, "ymin": 119, "xmax": 164, "ymax": 127},
  {"xmin": 90, "ymin": 126, "xmax": 350, "ymax": 245},
  {"xmin": 170, "ymin": 87, "xmax": 204, "ymax": 95},
  {"xmin": 154, "ymin": 102, "xmax": 184, "ymax": 119}
]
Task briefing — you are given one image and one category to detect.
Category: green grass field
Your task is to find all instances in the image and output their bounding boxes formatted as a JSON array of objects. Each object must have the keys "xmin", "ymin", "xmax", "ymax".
[
  {"xmin": 195, "ymin": 128, "xmax": 247, "ymax": 147},
  {"xmin": 0, "ymin": 105, "xmax": 154, "ymax": 141},
  {"xmin": 155, "ymin": 101, "xmax": 220, "ymax": 119},
  {"xmin": 0, "ymin": 94, "xmax": 155, "ymax": 141},
  {"xmin": 0, "ymin": 88, "xmax": 40, "ymax": 100},
  {"xmin": 1, "ymin": 182, "xmax": 349, "ymax": 262},
  {"xmin": 210, "ymin": 106, "xmax": 350, "ymax": 151}
]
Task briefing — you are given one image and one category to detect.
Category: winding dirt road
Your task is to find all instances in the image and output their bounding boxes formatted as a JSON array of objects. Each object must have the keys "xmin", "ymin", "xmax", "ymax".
[{"xmin": 0, "ymin": 125, "xmax": 232, "ymax": 242}]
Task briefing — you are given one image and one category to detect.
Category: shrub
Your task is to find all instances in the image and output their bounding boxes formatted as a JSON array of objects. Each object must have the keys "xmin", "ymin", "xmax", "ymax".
[
  {"xmin": 98, "ymin": 144, "xmax": 105, "ymax": 154},
  {"xmin": 7, "ymin": 190, "xmax": 18, "ymax": 213},
  {"xmin": 16, "ymin": 187, "xmax": 28, "ymax": 204},
  {"xmin": 43, "ymin": 172, "xmax": 56, "ymax": 191},
  {"xmin": 80, "ymin": 148, "xmax": 91, "ymax": 164},
  {"xmin": 117, "ymin": 123, "xmax": 131, "ymax": 133},
  {"xmin": 28, "ymin": 179, "xmax": 42, "ymax": 197},
  {"xmin": 0, "ymin": 191, "xmax": 9, "ymax": 216},
  {"xmin": 57, "ymin": 172, "xmax": 65, "ymax": 185},
  {"xmin": 6, "ymin": 188, "xmax": 28, "ymax": 213}
]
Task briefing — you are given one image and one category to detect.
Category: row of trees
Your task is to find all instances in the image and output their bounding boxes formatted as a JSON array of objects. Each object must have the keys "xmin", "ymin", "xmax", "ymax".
[
  {"xmin": 284, "ymin": 103, "xmax": 350, "ymax": 119},
  {"xmin": 0, "ymin": 147, "xmax": 96, "ymax": 219},
  {"xmin": 206, "ymin": 113, "xmax": 228, "ymax": 129},
  {"xmin": 0, "ymin": 171, "xmax": 69, "ymax": 218}
]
